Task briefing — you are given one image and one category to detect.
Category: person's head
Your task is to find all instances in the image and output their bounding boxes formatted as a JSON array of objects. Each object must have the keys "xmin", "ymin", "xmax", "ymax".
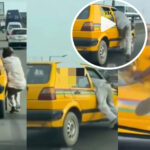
[{"xmin": 2, "ymin": 47, "xmax": 14, "ymax": 58}]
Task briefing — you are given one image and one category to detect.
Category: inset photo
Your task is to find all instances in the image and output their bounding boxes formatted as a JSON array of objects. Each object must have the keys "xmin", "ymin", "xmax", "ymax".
[{"xmin": 72, "ymin": 0, "xmax": 147, "ymax": 69}]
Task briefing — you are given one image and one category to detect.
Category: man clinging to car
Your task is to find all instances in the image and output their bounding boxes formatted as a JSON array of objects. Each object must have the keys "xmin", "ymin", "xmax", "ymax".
[
  {"xmin": 90, "ymin": 74, "xmax": 118, "ymax": 128},
  {"xmin": 113, "ymin": 9, "xmax": 132, "ymax": 62},
  {"xmin": 2, "ymin": 47, "xmax": 26, "ymax": 113}
]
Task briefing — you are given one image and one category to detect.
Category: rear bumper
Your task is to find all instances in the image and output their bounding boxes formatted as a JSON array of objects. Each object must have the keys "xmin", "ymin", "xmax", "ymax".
[
  {"xmin": 73, "ymin": 38, "xmax": 98, "ymax": 47},
  {"xmin": 9, "ymin": 42, "xmax": 26, "ymax": 48},
  {"xmin": 27, "ymin": 110, "xmax": 63, "ymax": 121}
]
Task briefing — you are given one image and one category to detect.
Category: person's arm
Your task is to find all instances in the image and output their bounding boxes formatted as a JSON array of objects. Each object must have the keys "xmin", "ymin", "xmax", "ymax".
[{"xmin": 132, "ymin": 67, "xmax": 150, "ymax": 79}]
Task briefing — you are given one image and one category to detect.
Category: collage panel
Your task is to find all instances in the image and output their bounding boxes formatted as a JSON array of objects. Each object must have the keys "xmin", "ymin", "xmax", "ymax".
[
  {"xmin": 72, "ymin": 0, "xmax": 147, "ymax": 69},
  {"xmin": 0, "ymin": 0, "xmax": 26, "ymax": 150},
  {"xmin": 118, "ymin": 25, "xmax": 150, "ymax": 149},
  {"xmin": 27, "ymin": 0, "xmax": 118, "ymax": 150}
]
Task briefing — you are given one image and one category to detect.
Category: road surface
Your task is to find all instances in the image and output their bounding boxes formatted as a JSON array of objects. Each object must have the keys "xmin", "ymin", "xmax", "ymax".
[
  {"xmin": 28, "ymin": 122, "xmax": 118, "ymax": 150},
  {"xmin": 0, "ymin": 31, "xmax": 26, "ymax": 150}
]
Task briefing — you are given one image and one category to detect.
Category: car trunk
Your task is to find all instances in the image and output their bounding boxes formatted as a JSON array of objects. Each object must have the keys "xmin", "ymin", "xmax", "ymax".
[
  {"xmin": 27, "ymin": 64, "xmax": 54, "ymax": 101},
  {"xmin": 73, "ymin": 6, "xmax": 91, "ymax": 32}
]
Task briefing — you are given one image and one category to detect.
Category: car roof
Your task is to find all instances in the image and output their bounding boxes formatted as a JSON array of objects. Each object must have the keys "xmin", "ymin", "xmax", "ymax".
[
  {"xmin": 8, "ymin": 22, "xmax": 21, "ymax": 25},
  {"xmin": 28, "ymin": 62, "xmax": 59, "ymax": 65},
  {"xmin": 27, "ymin": 62, "xmax": 84, "ymax": 68},
  {"xmin": 93, "ymin": 4, "xmax": 116, "ymax": 9}
]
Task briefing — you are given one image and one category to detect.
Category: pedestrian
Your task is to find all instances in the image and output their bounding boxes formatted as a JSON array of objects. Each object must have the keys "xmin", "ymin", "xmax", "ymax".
[
  {"xmin": 113, "ymin": 10, "xmax": 132, "ymax": 62},
  {"xmin": 2, "ymin": 47, "xmax": 26, "ymax": 113},
  {"xmin": 91, "ymin": 77, "xmax": 118, "ymax": 128}
]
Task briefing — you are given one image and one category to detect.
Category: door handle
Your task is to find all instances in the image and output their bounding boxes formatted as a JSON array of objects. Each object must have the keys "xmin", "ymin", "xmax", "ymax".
[{"xmin": 74, "ymin": 90, "xmax": 80, "ymax": 95}]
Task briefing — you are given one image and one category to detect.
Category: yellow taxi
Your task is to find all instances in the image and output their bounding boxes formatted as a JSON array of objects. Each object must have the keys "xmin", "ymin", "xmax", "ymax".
[
  {"xmin": 27, "ymin": 62, "xmax": 117, "ymax": 146},
  {"xmin": 73, "ymin": 4, "xmax": 135, "ymax": 65},
  {"xmin": 118, "ymin": 46, "xmax": 150, "ymax": 136},
  {"xmin": 0, "ymin": 57, "xmax": 7, "ymax": 118}
]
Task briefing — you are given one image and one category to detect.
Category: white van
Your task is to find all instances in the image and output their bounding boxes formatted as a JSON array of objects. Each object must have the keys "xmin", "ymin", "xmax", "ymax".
[{"xmin": 7, "ymin": 22, "xmax": 22, "ymax": 35}]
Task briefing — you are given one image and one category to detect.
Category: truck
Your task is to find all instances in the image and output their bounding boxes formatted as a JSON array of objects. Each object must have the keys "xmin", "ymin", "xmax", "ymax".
[{"xmin": 0, "ymin": 2, "xmax": 5, "ymax": 31}]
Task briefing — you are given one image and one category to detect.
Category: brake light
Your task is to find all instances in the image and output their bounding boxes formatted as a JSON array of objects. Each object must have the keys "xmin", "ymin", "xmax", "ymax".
[
  {"xmin": 10, "ymin": 31, "xmax": 13, "ymax": 35},
  {"xmin": 81, "ymin": 22, "xmax": 94, "ymax": 31},
  {"xmin": 38, "ymin": 87, "xmax": 56, "ymax": 100}
]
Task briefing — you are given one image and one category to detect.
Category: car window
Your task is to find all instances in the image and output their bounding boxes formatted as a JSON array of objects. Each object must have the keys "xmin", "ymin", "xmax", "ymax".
[
  {"xmin": 7, "ymin": 10, "xmax": 20, "ymax": 20},
  {"xmin": 9, "ymin": 25, "xmax": 20, "ymax": 29},
  {"xmin": 101, "ymin": 7, "xmax": 115, "ymax": 21},
  {"xmin": 87, "ymin": 68, "xmax": 104, "ymax": 79},
  {"xmin": 74, "ymin": 75, "xmax": 90, "ymax": 88},
  {"xmin": 27, "ymin": 64, "xmax": 51, "ymax": 84},
  {"xmin": 77, "ymin": 6, "xmax": 90, "ymax": 19},
  {"xmin": 12, "ymin": 30, "xmax": 26, "ymax": 35}
]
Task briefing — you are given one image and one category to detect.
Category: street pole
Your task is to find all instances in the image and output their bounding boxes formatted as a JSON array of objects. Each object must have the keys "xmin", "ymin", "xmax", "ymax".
[{"xmin": 112, "ymin": 0, "xmax": 115, "ymax": 7}]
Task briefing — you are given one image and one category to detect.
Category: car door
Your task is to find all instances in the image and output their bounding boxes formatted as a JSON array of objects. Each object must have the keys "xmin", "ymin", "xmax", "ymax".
[
  {"xmin": 101, "ymin": 6, "xmax": 120, "ymax": 47},
  {"xmin": 71, "ymin": 69, "xmax": 96, "ymax": 110}
]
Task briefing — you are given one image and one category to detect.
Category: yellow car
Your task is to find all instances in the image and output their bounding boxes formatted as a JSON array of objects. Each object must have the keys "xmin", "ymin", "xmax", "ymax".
[
  {"xmin": 73, "ymin": 4, "xmax": 135, "ymax": 65},
  {"xmin": 118, "ymin": 46, "xmax": 150, "ymax": 136},
  {"xmin": 0, "ymin": 57, "xmax": 7, "ymax": 118},
  {"xmin": 27, "ymin": 62, "xmax": 117, "ymax": 146}
]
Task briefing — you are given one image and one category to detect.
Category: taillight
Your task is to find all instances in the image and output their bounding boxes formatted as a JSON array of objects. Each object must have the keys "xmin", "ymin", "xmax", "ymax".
[
  {"xmin": 81, "ymin": 22, "xmax": 94, "ymax": 31},
  {"xmin": 10, "ymin": 31, "xmax": 13, "ymax": 35},
  {"xmin": 38, "ymin": 87, "xmax": 56, "ymax": 100}
]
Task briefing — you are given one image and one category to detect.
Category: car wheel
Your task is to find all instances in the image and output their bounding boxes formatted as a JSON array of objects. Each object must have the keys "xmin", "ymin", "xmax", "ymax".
[
  {"xmin": 97, "ymin": 40, "xmax": 108, "ymax": 66},
  {"xmin": 61, "ymin": 112, "xmax": 79, "ymax": 147},
  {"xmin": 0, "ymin": 100, "xmax": 4, "ymax": 119}
]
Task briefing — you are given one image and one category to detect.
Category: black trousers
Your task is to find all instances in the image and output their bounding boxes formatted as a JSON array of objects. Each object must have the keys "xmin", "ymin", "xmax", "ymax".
[{"xmin": 7, "ymin": 87, "xmax": 22, "ymax": 107}]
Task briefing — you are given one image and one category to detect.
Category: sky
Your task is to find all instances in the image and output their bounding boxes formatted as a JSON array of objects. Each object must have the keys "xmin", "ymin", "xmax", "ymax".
[
  {"xmin": 27, "ymin": 0, "xmax": 150, "ymax": 65},
  {"xmin": 0, "ymin": 0, "xmax": 26, "ymax": 14},
  {"xmin": 1, "ymin": 0, "xmax": 150, "ymax": 65}
]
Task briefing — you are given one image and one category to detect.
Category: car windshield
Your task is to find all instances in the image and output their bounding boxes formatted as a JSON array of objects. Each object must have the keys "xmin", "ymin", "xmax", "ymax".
[
  {"xmin": 77, "ymin": 6, "xmax": 90, "ymax": 19},
  {"xmin": 12, "ymin": 29, "xmax": 26, "ymax": 35},
  {"xmin": 27, "ymin": 64, "xmax": 51, "ymax": 84}
]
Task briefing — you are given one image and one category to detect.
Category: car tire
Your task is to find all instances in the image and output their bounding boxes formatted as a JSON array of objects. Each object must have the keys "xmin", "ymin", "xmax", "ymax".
[
  {"xmin": 0, "ymin": 100, "xmax": 4, "ymax": 119},
  {"xmin": 97, "ymin": 40, "xmax": 108, "ymax": 66},
  {"xmin": 61, "ymin": 112, "xmax": 79, "ymax": 147}
]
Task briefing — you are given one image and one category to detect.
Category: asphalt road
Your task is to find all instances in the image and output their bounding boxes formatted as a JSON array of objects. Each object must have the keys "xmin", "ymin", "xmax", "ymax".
[
  {"xmin": 27, "ymin": 122, "xmax": 117, "ymax": 150},
  {"xmin": 80, "ymin": 22, "xmax": 146, "ymax": 68},
  {"xmin": 0, "ymin": 31, "xmax": 26, "ymax": 150},
  {"xmin": 118, "ymin": 134, "xmax": 150, "ymax": 150}
]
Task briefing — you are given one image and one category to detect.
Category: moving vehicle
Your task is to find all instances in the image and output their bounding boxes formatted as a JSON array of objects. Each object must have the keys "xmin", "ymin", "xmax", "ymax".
[
  {"xmin": 118, "ymin": 46, "xmax": 150, "ymax": 146},
  {"xmin": 7, "ymin": 22, "xmax": 22, "ymax": 36},
  {"xmin": 0, "ymin": 58, "xmax": 7, "ymax": 119},
  {"xmin": 8, "ymin": 28, "xmax": 27, "ymax": 48},
  {"xmin": 72, "ymin": 4, "xmax": 135, "ymax": 65},
  {"xmin": 6, "ymin": 10, "xmax": 22, "ymax": 28},
  {"xmin": 27, "ymin": 62, "xmax": 118, "ymax": 146}
]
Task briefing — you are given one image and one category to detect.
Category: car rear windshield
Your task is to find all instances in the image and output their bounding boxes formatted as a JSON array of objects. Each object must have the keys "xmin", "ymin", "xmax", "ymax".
[
  {"xmin": 12, "ymin": 29, "xmax": 26, "ymax": 35},
  {"xmin": 77, "ymin": 6, "xmax": 90, "ymax": 19},
  {"xmin": 27, "ymin": 64, "xmax": 51, "ymax": 84},
  {"xmin": 9, "ymin": 25, "xmax": 20, "ymax": 29}
]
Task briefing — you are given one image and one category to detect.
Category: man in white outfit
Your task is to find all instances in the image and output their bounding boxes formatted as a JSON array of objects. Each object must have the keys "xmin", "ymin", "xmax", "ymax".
[
  {"xmin": 113, "ymin": 10, "xmax": 132, "ymax": 62},
  {"xmin": 2, "ymin": 47, "xmax": 26, "ymax": 113},
  {"xmin": 91, "ymin": 77, "xmax": 117, "ymax": 128}
]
